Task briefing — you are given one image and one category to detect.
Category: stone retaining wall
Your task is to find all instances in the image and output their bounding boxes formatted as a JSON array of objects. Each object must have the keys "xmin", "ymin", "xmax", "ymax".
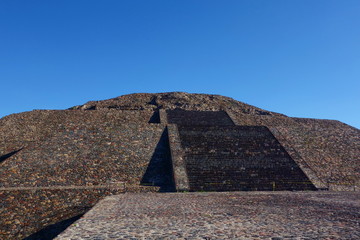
[{"xmin": 0, "ymin": 188, "xmax": 123, "ymax": 240}]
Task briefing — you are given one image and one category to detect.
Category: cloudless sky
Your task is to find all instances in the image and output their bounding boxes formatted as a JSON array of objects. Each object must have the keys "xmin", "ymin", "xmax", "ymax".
[{"xmin": 1, "ymin": 0, "xmax": 359, "ymax": 128}]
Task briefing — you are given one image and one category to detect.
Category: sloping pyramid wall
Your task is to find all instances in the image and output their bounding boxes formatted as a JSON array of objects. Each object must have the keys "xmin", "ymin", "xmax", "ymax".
[
  {"xmin": 166, "ymin": 109, "xmax": 316, "ymax": 191},
  {"xmin": 1, "ymin": 92, "xmax": 358, "ymax": 240},
  {"xmin": 0, "ymin": 110, "xmax": 165, "ymax": 239}
]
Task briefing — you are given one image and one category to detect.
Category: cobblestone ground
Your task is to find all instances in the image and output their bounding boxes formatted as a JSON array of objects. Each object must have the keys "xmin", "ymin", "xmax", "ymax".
[{"xmin": 55, "ymin": 192, "xmax": 360, "ymax": 240}]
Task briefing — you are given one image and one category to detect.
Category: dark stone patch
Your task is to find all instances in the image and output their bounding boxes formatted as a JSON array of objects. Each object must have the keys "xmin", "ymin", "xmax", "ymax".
[
  {"xmin": 141, "ymin": 128, "xmax": 176, "ymax": 192},
  {"xmin": 23, "ymin": 214, "xmax": 84, "ymax": 240},
  {"xmin": 166, "ymin": 109, "xmax": 234, "ymax": 126},
  {"xmin": 0, "ymin": 149, "xmax": 22, "ymax": 164},
  {"xmin": 85, "ymin": 105, "xmax": 96, "ymax": 110},
  {"xmin": 148, "ymin": 111, "xmax": 160, "ymax": 123},
  {"xmin": 147, "ymin": 96, "xmax": 158, "ymax": 106}
]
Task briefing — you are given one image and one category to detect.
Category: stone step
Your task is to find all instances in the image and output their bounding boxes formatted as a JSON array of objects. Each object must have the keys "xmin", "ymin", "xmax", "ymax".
[{"xmin": 176, "ymin": 125, "xmax": 316, "ymax": 191}]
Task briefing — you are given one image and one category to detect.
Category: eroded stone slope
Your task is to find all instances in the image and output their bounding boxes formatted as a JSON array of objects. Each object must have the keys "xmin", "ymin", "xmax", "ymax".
[{"xmin": 0, "ymin": 92, "xmax": 359, "ymax": 239}]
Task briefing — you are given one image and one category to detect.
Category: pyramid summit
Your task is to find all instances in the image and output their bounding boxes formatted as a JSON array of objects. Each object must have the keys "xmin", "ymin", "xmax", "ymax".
[
  {"xmin": 0, "ymin": 92, "xmax": 359, "ymax": 239},
  {"xmin": 70, "ymin": 92, "xmax": 279, "ymax": 114}
]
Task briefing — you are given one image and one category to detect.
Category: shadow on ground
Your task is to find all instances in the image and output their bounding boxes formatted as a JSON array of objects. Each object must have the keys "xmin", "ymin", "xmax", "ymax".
[{"xmin": 23, "ymin": 214, "xmax": 84, "ymax": 240}]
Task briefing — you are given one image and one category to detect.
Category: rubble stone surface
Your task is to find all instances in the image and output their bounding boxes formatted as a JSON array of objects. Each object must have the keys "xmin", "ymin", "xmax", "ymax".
[{"xmin": 56, "ymin": 192, "xmax": 360, "ymax": 240}]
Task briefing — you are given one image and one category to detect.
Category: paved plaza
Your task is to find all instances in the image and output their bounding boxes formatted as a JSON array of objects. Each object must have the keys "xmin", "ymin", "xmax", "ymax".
[{"xmin": 56, "ymin": 191, "xmax": 360, "ymax": 240}]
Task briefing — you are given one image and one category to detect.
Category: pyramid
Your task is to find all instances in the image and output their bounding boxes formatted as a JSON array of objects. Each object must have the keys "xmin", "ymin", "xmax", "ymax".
[{"xmin": 1, "ymin": 92, "xmax": 359, "ymax": 239}]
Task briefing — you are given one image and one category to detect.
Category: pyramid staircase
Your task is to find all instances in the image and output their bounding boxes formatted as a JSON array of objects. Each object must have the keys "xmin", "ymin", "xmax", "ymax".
[{"xmin": 164, "ymin": 109, "xmax": 317, "ymax": 191}]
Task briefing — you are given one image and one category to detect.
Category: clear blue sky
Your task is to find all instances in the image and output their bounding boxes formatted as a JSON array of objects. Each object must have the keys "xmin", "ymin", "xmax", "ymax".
[{"xmin": 1, "ymin": 0, "xmax": 359, "ymax": 129}]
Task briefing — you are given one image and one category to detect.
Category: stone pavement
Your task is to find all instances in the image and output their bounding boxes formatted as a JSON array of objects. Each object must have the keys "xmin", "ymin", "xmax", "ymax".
[{"xmin": 55, "ymin": 192, "xmax": 360, "ymax": 240}]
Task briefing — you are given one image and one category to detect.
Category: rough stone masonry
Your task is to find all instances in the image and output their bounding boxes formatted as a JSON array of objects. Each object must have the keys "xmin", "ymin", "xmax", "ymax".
[{"xmin": 0, "ymin": 92, "xmax": 359, "ymax": 239}]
